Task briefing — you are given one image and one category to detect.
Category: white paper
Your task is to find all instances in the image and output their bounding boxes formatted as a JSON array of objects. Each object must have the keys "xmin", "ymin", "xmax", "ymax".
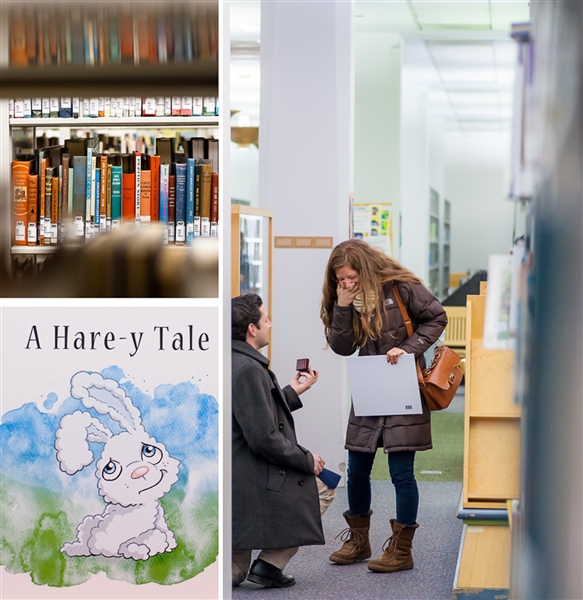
[{"xmin": 346, "ymin": 353, "xmax": 423, "ymax": 416}]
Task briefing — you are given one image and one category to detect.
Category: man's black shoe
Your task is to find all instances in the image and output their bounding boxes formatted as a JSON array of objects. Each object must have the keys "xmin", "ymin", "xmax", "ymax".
[{"xmin": 247, "ymin": 558, "xmax": 296, "ymax": 588}]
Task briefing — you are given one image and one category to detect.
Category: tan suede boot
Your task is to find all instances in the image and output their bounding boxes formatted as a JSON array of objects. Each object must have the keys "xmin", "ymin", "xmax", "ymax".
[
  {"xmin": 329, "ymin": 510, "xmax": 373, "ymax": 565},
  {"xmin": 367, "ymin": 519, "xmax": 419, "ymax": 573}
]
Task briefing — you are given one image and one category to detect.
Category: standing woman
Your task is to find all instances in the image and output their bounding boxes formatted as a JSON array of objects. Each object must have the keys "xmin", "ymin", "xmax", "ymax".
[{"xmin": 320, "ymin": 239, "xmax": 447, "ymax": 573}]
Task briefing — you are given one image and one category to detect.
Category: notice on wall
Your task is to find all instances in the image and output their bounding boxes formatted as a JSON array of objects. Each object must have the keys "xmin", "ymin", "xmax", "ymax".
[
  {"xmin": 352, "ymin": 202, "xmax": 393, "ymax": 256},
  {"xmin": 0, "ymin": 305, "xmax": 219, "ymax": 599}
]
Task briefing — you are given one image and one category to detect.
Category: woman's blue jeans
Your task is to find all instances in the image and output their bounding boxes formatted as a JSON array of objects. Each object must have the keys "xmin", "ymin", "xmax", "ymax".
[{"xmin": 346, "ymin": 449, "xmax": 418, "ymax": 525}]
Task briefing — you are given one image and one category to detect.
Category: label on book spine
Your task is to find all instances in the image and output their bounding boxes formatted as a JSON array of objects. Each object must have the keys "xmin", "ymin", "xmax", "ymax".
[
  {"xmin": 201, "ymin": 217, "xmax": 210, "ymax": 237},
  {"xmin": 27, "ymin": 222, "xmax": 37, "ymax": 244},
  {"xmin": 175, "ymin": 221, "xmax": 185, "ymax": 244},
  {"xmin": 194, "ymin": 216, "xmax": 201, "ymax": 237},
  {"xmin": 74, "ymin": 215, "xmax": 84, "ymax": 237}
]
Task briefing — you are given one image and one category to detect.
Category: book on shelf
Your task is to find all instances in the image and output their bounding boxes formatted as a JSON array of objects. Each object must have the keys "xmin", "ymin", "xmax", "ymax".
[
  {"xmin": 145, "ymin": 154, "xmax": 160, "ymax": 222},
  {"xmin": 206, "ymin": 138, "xmax": 219, "ymax": 173},
  {"xmin": 133, "ymin": 151, "xmax": 142, "ymax": 225},
  {"xmin": 50, "ymin": 166, "xmax": 59, "ymax": 245},
  {"xmin": 141, "ymin": 168, "xmax": 151, "ymax": 224},
  {"xmin": 121, "ymin": 153, "xmax": 135, "ymax": 223},
  {"xmin": 27, "ymin": 173, "xmax": 39, "ymax": 246},
  {"xmin": 11, "ymin": 159, "xmax": 33, "ymax": 246},
  {"xmin": 110, "ymin": 162, "xmax": 123, "ymax": 231},
  {"xmin": 72, "ymin": 155, "xmax": 87, "ymax": 238},
  {"xmin": 172, "ymin": 162, "xmax": 187, "ymax": 245},
  {"xmin": 185, "ymin": 157, "xmax": 196, "ymax": 242},
  {"xmin": 168, "ymin": 173, "xmax": 176, "ymax": 244},
  {"xmin": 99, "ymin": 154, "xmax": 108, "ymax": 232},
  {"xmin": 210, "ymin": 172, "xmax": 218, "ymax": 237},
  {"xmin": 199, "ymin": 160, "xmax": 213, "ymax": 237}
]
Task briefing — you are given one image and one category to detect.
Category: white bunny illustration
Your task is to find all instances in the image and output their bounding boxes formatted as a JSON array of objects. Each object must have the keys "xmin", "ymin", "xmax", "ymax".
[{"xmin": 55, "ymin": 371, "xmax": 180, "ymax": 561}]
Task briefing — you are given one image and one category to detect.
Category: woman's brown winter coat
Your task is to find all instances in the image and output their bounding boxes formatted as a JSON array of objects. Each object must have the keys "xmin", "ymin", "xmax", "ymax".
[{"xmin": 329, "ymin": 281, "xmax": 448, "ymax": 454}]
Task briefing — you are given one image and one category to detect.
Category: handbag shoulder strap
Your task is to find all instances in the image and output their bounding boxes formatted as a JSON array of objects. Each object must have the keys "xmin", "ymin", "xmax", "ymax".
[
  {"xmin": 393, "ymin": 283, "xmax": 425, "ymax": 383},
  {"xmin": 393, "ymin": 284, "xmax": 413, "ymax": 338}
]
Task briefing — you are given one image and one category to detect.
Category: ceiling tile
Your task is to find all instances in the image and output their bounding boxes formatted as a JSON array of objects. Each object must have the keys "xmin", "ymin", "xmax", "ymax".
[{"xmin": 411, "ymin": 0, "xmax": 490, "ymax": 27}]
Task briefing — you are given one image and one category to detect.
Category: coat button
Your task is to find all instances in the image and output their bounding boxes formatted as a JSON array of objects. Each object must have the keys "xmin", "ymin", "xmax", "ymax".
[
  {"xmin": 278, "ymin": 422, "xmax": 284, "ymax": 430},
  {"xmin": 279, "ymin": 469, "xmax": 285, "ymax": 476},
  {"xmin": 298, "ymin": 479, "xmax": 304, "ymax": 486}
]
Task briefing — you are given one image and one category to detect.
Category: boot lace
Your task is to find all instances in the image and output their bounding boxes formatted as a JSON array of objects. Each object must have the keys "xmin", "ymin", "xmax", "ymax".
[
  {"xmin": 334, "ymin": 527, "xmax": 352, "ymax": 542},
  {"xmin": 381, "ymin": 535, "xmax": 397, "ymax": 554}
]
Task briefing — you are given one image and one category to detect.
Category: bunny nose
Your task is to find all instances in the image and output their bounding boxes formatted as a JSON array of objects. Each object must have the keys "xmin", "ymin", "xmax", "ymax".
[{"xmin": 131, "ymin": 466, "xmax": 149, "ymax": 479}]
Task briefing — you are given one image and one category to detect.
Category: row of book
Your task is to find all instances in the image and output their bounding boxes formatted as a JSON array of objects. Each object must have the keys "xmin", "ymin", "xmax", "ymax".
[
  {"xmin": 9, "ymin": 97, "xmax": 219, "ymax": 120},
  {"xmin": 12, "ymin": 136, "xmax": 219, "ymax": 248},
  {"xmin": 9, "ymin": 3, "xmax": 218, "ymax": 68}
]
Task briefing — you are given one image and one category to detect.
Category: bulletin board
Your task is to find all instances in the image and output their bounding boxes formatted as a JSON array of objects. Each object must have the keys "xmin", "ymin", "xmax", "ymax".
[{"xmin": 351, "ymin": 202, "xmax": 393, "ymax": 256}]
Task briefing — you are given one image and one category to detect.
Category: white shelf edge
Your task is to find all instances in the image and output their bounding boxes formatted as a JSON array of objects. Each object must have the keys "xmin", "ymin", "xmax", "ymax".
[{"xmin": 10, "ymin": 116, "xmax": 219, "ymax": 128}]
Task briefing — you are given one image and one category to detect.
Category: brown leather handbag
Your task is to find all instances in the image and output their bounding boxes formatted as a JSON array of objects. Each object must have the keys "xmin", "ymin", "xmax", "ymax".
[{"xmin": 393, "ymin": 286, "xmax": 463, "ymax": 411}]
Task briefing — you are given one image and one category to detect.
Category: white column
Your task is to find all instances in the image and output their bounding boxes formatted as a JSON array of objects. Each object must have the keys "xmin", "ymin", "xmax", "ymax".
[{"xmin": 259, "ymin": 0, "xmax": 354, "ymax": 478}]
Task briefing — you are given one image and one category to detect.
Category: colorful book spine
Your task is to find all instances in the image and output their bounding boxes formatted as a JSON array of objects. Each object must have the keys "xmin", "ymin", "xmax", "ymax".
[
  {"xmin": 168, "ymin": 173, "xmax": 176, "ymax": 244},
  {"xmin": 134, "ymin": 152, "xmax": 142, "ymax": 224},
  {"xmin": 173, "ymin": 162, "xmax": 187, "ymax": 245},
  {"xmin": 141, "ymin": 169, "xmax": 151, "ymax": 223},
  {"xmin": 50, "ymin": 168, "xmax": 59, "ymax": 244},
  {"xmin": 84, "ymin": 146, "xmax": 93, "ymax": 239},
  {"xmin": 110, "ymin": 165, "xmax": 122, "ymax": 230},
  {"xmin": 199, "ymin": 161, "xmax": 213, "ymax": 237},
  {"xmin": 94, "ymin": 166, "xmax": 101, "ymax": 233},
  {"xmin": 99, "ymin": 154, "xmax": 108, "ymax": 231},
  {"xmin": 27, "ymin": 173, "xmax": 39, "ymax": 245},
  {"xmin": 11, "ymin": 160, "xmax": 32, "ymax": 246},
  {"xmin": 149, "ymin": 155, "xmax": 160, "ymax": 222},
  {"xmin": 185, "ymin": 157, "xmax": 195, "ymax": 242},
  {"xmin": 43, "ymin": 167, "xmax": 52, "ymax": 246},
  {"xmin": 72, "ymin": 155, "xmax": 87, "ymax": 238},
  {"xmin": 210, "ymin": 172, "xmax": 219, "ymax": 237}
]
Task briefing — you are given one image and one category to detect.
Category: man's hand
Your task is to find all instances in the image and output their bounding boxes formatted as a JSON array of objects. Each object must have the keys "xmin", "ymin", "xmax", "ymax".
[
  {"xmin": 290, "ymin": 366, "xmax": 319, "ymax": 396},
  {"xmin": 386, "ymin": 347, "xmax": 407, "ymax": 364},
  {"xmin": 312, "ymin": 453, "xmax": 325, "ymax": 475},
  {"xmin": 337, "ymin": 281, "xmax": 360, "ymax": 307}
]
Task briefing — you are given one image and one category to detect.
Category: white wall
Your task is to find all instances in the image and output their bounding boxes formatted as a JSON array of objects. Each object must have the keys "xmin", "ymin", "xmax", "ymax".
[
  {"xmin": 445, "ymin": 134, "xmax": 519, "ymax": 274},
  {"xmin": 354, "ymin": 32, "xmax": 401, "ymax": 258},
  {"xmin": 400, "ymin": 83, "xmax": 429, "ymax": 279},
  {"xmin": 258, "ymin": 0, "xmax": 354, "ymax": 478},
  {"xmin": 230, "ymin": 141, "xmax": 259, "ymax": 205}
]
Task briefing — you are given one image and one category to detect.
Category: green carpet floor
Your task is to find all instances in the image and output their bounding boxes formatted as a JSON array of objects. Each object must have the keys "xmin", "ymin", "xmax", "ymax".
[{"xmin": 370, "ymin": 412, "xmax": 464, "ymax": 482}]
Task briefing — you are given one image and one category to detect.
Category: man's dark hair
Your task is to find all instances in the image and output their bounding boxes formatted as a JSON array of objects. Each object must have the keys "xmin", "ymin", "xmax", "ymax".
[{"xmin": 232, "ymin": 294, "xmax": 263, "ymax": 341}]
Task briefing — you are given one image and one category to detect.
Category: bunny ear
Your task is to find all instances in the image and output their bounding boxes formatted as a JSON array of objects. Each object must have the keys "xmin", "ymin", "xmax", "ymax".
[
  {"xmin": 70, "ymin": 371, "xmax": 144, "ymax": 435},
  {"xmin": 55, "ymin": 410, "xmax": 113, "ymax": 475}
]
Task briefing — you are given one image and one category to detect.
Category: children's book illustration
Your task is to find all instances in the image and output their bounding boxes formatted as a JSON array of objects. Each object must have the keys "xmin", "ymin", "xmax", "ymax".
[{"xmin": 56, "ymin": 371, "xmax": 180, "ymax": 561}]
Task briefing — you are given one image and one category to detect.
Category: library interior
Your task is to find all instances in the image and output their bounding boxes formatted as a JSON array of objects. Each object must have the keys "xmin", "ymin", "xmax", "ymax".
[{"xmin": 1, "ymin": 1, "xmax": 581, "ymax": 600}]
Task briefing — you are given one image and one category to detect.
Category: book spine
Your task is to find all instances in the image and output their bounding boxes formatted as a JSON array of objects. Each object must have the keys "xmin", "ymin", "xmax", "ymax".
[
  {"xmin": 106, "ymin": 163, "xmax": 112, "ymax": 231},
  {"xmin": 210, "ymin": 172, "xmax": 219, "ymax": 237},
  {"xmin": 85, "ymin": 147, "xmax": 93, "ymax": 239},
  {"xmin": 186, "ymin": 158, "xmax": 195, "ymax": 242},
  {"xmin": 93, "ymin": 166, "xmax": 101, "ymax": 234},
  {"xmin": 51, "ymin": 172, "xmax": 59, "ymax": 245},
  {"xmin": 141, "ymin": 169, "xmax": 151, "ymax": 223},
  {"xmin": 99, "ymin": 155, "xmax": 108, "ymax": 231},
  {"xmin": 150, "ymin": 156, "xmax": 160, "ymax": 222},
  {"xmin": 134, "ymin": 152, "xmax": 142, "ymax": 224},
  {"xmin": 38, "ymin": 157, "xmax": 48, "ymax": 245},
  {"xmin": 12, "ymin": 161, "xmax": 30, "ymax": 245},
  {"xmin": 61, "ymin": 154, "xmax": 70, "ymax": 226},
  {"xmin": 110, "ymin": 166, "xmax": 122, "ymax": 229},
  {"xmin": 27, "ymin": 173, "xmax": 39, "ymax": 246},
  {"xmin": 174, "ymin": 163, "xmax": 186, "ymax": 245},
  {"xmin": 193, "ymin": 163, "xmax": 202, "ymax": 237},
  {"xmin": 200, "ymin": 163, "xmax": 213, "ymax": 237},
  {"xmin": 72, "ymin": 156, "xmax": 86, "ymax": 238},
  {"xmin": 43, "ymin": 168, "xmax": 52, "ymax": 246},
  {"xmin": 168, "ymin": 173, "xmax": 176, "ymax": 244}
]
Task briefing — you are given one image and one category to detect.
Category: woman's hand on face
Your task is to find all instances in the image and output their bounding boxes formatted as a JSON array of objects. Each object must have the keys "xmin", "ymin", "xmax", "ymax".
[
  {"xmin": 386, "ymin": 347, "xmax": 407, "ymax": 364},
  {"xmin": 336, "ymin": 281, "xmax": 360, "ymax": 307}
]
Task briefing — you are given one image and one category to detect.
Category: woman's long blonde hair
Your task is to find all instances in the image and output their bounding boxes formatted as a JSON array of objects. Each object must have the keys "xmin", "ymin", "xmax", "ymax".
[{"xmin": 320, "ymin": 239, "xmax": 423, "ymax": 346}]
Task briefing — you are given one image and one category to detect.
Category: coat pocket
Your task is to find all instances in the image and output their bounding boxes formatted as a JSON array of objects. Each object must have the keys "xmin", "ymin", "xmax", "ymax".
[{"xmin": 266, "ymin": 463, "xmax": 287, "ymax": 492}]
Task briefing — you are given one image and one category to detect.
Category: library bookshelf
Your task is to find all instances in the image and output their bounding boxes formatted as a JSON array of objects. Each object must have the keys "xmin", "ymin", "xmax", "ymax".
[{"xmin": 1, "ymin": 1, "xmax": 220, "ymax": 298}]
